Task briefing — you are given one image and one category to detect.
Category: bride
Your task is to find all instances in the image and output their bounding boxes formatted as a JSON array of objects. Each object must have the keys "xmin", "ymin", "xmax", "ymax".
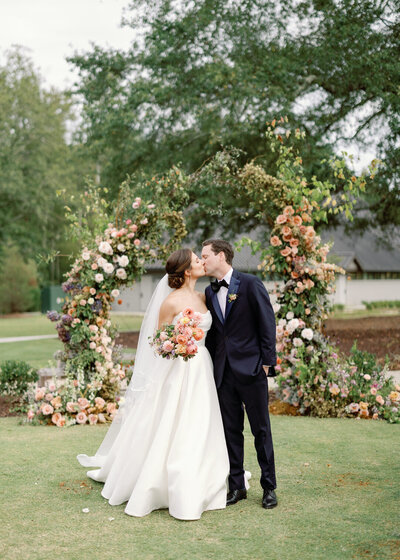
[{"xmin": 77, "ymin": 248, "xmax": 230, "ymax": 520}]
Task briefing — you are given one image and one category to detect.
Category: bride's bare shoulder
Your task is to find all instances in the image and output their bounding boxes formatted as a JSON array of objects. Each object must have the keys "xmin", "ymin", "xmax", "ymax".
[
  {"xmin": 197, "ymin": 291, "xmax": 206, "ymax": 303},
  {"xmin": 158, "ymin": 292, "xmax": 181, "ymax": 326}
]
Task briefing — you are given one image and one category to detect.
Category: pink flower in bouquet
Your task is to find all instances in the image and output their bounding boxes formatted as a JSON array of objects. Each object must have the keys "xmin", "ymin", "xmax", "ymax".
[
  {"xmin": 348, "ymin": 402, "xmax": 360, "ymax": 413},
  {"xmin": 293, "ymin": 215, "xmax": 303, "ymax": 226},
  {"xmin": 66, "ymin": 402, "xmax": 78, "ymax": 413},
  {"xmin": 280, "ymin": 247, "xmax": 291, "ymax": 257},
  {"xmin": 193, "ymin": 312, "xmax": 203, "ymax": 323},
  {"xmin": 176, "ymin": 344, "xmax": 188, "ymax": 355},
  {"xmin": 187, "ymin": 344, "xmax": 198, "ymax": 355},
  {"xmin": 107, "ymin": 402, "xmax": 117, "ymax": 415},
  {"xmin": 52, "ymin": 412, "xmax": 62, "ymax": 425},
  {"xmin": 134, "ymin": 238, "xmax": 141, "ymax": 247},
  {"xmin": 76, "ymin": 412, "xmax": 88, "ymax": 424},
  {"xmin": 159, "ymin": 331, "xmax": 168, "ymax": 341},
  {"xmin": 27, "ymin": 410, "xmax": 35, "ymax": 421},
  {"xmin": 276, "ymin": 215, "xmax": 287, "ymax": 224},
  {"xmin": 162, "ymin": 340, "xmax": 174, "ymax": 353},
  {"xmin": 77, "ymin": 397, "xmax": 90, "ymax": 409},
  {"xmin": 56, "ymin": 416, "xmax": 66, "ymax": 427},
  {"xmin": 270, "ymin": 236, "xmax": 282, "ymax": 247},
  {"xmin": 370, "ymin": 387, "xmax": 377, "ymax": 395},
  {"xmin": 192, "ymin": 328, "xmax": 204, "ymax": 341},
  {"xmin": 41, "ymin": 403, "xmax": 54, "ymax": 416},
  {"xmin": 376, "ymin": 395, "xmax": 385, "ymax": 405},
  {"xmin": 45, "ymin": 393, "xmax": 53, "ymax": 401},
  {"xmin": 176, "ymin": 334, "xmax": 188, "ymax": 345},
  {"xmin": 35, "ymin": 389, "xmax": 45, "ymax": 401},
  {"xmin": 88, "ymin": 414, "xmax": 98, "ymax": 425},
  {"xmin": 183, "ymin": 307, "xmax": 195, "ymax": 318},
  {"xmin": 283, "ymin": 206, "xmax": 295, "ymax": 216}
]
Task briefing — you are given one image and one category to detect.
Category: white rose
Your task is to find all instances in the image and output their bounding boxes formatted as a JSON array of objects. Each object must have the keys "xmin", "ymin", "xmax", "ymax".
[
  {"xmin": 117, "ymin": 243, "xmax": 126, "ymax": 252},
  {"xmin": 278, "ymin": 318, "xmax": 287, "ymax": 327},
  {"xmin": 82, "ymin": 251, "xmax": 91, "ymax": 261},
  {"xmin": 111, "ymin": 289, "xmax": 120, "ymax": 297},
  {"xmin": 95, "ymin": 273, "xmax": 104, "ymax": 283},
  {"xmin": 293, "ymin": 337, "xmax": 303, "ymax": 347},
  {"xmin": 116, "ymin": 268, "xmax": 127, "ymax": 280},
  {"xmin": 98, "ymin": 241, "xmax": 113, "ymax": 255},
  {"xmin": 301, "ymin": 328, "xmax": 314, "ymax": 341},
  {"xmin": 97, "ymin": 257, "xmax": 107, "ymax": 268},
  {"xmin": 286, "ymin": 311, "xmax": 294, "ymax": 320},
  {"xmin": 103, "ymin": 262, "xmax": 115, "ymax": 274},
  {"xmin": 287, "ymin": 318, "xmax": 300, "ymax": 334},
  {"xmin": 273, "ymin": 303, "xmax": 281, "ymax": 313},
  {"xmin": 88, "ymin": 298, "xmax": 94, "ymax": 305},
  {"xmin": 118, "ymin": 255, "xmax": 129, "ymax": 267}
]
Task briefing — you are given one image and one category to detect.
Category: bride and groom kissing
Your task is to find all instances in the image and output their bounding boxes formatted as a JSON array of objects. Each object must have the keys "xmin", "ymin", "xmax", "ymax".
[{"xmin": 78, "ymin": 239, "xmax": 277, "ymax": 520}]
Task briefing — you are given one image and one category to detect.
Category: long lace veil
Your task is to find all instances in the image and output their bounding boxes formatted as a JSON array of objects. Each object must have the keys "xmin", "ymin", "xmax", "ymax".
[{"xmin": 77, "ymin": 274, "xmax": 172, "ymax": 467}]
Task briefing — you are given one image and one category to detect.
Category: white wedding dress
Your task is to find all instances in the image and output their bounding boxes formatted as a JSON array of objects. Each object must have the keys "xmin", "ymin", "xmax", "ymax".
[{"xmin": 77, "ymin": 306, "xmax": 230, "ymax": 520}]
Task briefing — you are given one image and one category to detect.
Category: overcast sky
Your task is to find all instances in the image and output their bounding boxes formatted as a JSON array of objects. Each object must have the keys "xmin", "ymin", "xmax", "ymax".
[{"xmin": 0, "ymin": 0, "xmax": 133, "ymax": 89}]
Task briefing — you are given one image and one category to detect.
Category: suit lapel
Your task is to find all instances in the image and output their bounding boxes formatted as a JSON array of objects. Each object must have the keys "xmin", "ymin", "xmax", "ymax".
[
  {"xmin": 211, "ymin": 290, "xmax": 225, "ymax": 324},
  {"xmin": 224, "ymin": 270, "xmax": 240, "ymax": 321}
]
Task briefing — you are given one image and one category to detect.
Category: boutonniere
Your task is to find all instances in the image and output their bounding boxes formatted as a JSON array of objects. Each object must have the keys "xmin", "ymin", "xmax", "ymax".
[{"xmin": 228, "ymin": 293, "xmax": 238, "ymax": 303}]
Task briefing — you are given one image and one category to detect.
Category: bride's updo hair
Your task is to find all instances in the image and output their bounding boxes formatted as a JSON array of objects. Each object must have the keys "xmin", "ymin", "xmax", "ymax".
[{"xmin": 166, "ymin": 248, "xmax": 192, "ymax": 289}]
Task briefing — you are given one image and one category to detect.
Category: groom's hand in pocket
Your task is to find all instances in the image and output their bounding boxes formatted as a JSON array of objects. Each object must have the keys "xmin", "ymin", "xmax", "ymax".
[{"xmin": 263, "ymin": 365, "xmax": 269, "ymax": 376}]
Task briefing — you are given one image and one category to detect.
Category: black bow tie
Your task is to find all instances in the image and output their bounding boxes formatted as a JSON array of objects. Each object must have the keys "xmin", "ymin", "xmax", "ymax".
[{"xmin": 211, "ymin": 279, "xmax": 229, "ymax": 293}]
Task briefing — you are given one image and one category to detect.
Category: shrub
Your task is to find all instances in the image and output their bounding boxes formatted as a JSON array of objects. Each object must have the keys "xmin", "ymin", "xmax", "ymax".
[
  {"xmin": 0, "ymin": 360, "xmax": 39, "ymax": 397},
  {"xmin": 0, "ymin": 245, "xmax": 40, "ymax": 314},
  {"xmin": 362, "ymin": 300, "xmax": 400, "ymax": 310}
]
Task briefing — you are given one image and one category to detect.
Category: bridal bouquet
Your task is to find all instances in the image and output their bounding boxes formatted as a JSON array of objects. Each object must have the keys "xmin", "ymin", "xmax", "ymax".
[{"xmin": 149, "ymin": 308, "xmax": 205, "ymax": 361}]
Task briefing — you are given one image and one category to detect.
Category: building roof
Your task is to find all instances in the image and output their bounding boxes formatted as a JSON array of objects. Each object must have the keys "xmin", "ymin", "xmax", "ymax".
[{"xmin": 145, "ymin": 228, "xmax": 400, "ymax": 274}]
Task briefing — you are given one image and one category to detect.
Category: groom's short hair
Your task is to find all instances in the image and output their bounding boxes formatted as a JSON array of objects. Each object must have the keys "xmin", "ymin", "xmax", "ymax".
[{"xmin": 202, "ymin": 239, "xmax": 234, "ymax": 265}]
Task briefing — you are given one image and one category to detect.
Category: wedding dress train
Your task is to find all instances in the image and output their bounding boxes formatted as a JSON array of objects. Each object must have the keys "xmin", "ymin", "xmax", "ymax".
[{"xmin": 77, "ymin": 311, "xmax": 230, "ymax": 520}]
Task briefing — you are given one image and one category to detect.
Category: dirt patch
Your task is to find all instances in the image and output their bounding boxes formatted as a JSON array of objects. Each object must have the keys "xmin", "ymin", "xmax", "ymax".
[
  {"xmin": 0, "ymin": 395, "xmax": 23, "ymax": 417},
  {"xmin": 324, "ymin": 315, "xmax": 400, "ymax": 369}
]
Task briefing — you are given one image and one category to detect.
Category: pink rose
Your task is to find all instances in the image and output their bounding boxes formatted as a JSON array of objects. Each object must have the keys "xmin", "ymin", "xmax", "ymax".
[
  {"xmin": 66, "ymin": 402, "xmax": 78, "ymax": 413},
  {"xmin": 270, "ymin": 236, "xmax": 282, "ymax": 247},
  {"xmin": 48, "ymin": 382, "xmax": 56, "ymax": 392},
  {"xmin": 130, "ymin": 224, "xmax": 138, "ymax": 232},
  {"xmin": 187, "ymin": 344, "xmax": 198, "ymax": 355},
  {"xmin": 348, "ymin": 402, "xmax": 360, "ymax": 413},
  {"xmin": 370, "ymin": 387, "xmax": 377, "ymax": 395},
  {"xmin": 159, "ymin": 331, "xmax": 168, "ymax": 341},
  {"xmin": 88, "ymin": 414, "xmax": 98, "ymax": 425},
  {"xmin": 276, "ymin": 215, "xmax": 287, "ymax": 224},
  {"xmin": 376, "ymin": 395, "xmax": 385, "ymax": 406},
  {"xmin": 76, "ymin": 412, "xmax": 88, "ymax": 424},
  {"xmin": 27, "ymin": 410, "xmax": 35, "ymax": 420},
  {"xmin": 56, "ymin": 416, "xmax": 66, "ymax": 427},
  {"xmin": 127, "ymin": 233, "xmax": 135, "ymax": 238},
  {"xmin": 41, "ymin": 403, "xmax": 54, "ymax": 416},
  {"xmin": 125, "ymin": 218, "xmax": 132, "ymax": 225},
  {"xmin": 162, "ymin": 340, "xmax": 174, "ymax": 353},
  {"xmin": 35, "ymin": 389, "xmax": 45, "ymax": 401},
  {"xmin": 45, "ymin": 393, "xmax": 53, "ymax": 401},
  {"xmin": 140, "ymin": 218, "xmax": 148, "ymax": 225},
  {"xmin": 90, "ymin": 288, "xmax": 96, "ymax": 295},
  {"xmin": 77, "ymin": 397, "xmax": 90, "ymax": 409},
  {"xmin": 134, "ymin": 238, "xmax": 141, "ymax": 247}
]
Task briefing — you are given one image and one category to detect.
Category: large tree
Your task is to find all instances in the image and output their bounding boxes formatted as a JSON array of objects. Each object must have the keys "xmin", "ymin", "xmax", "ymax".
[
  {"xmin": 69, "ymin": 0, "xmax": 400, "ymax": 230},
  {"xmin": 0, "ymin": 48, "xmax": 89, "ymax": 284}
]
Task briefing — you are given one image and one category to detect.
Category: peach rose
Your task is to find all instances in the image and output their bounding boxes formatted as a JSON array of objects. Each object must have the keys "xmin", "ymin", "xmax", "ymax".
[
  {"xmin": 94, "ymin": 397, "xmax": 106, "ymax": 409},
  {"xmin": 270, "ymin": 236, "xmax": 282, "ymax": 247},
  {"xmin": 78, "ymin": 397, "xmax": 90, "ymax": 409},
  {"xmin": 291, "ymin": 271, "xmax": 299, "ymax": 279},
  {"xmin": 280, "ymin": 247, "xmax": 291, "ymax": 257},
  {"xmin": 41, "ymin": 403, "xmax": 54, "ymax": 416},
  {"xmin": 175, "ymin": 344, "xmax": 187, "ymax": 355},
  {"xmin": 88, "ymin": 414, "xmax": 98, "ymax": 425},
  {"xmin": 51, "ymin": 396, "xmax": 62, "ymax": 409},
  {"xmin": 182, "ymin": 307, "xmax": 194, "ymax": 318},
  {"xmin": 162, "ymin": 340, "xmax": 174, "ymax": 353},
  {"xmin": 187, "ymin": 344, "xmax": 198, "ymax": 355},
  {"xmin": 176, "ymin": 334, "xmax": 188, "ymax": 345},
  {"xmin": 76, "ymin": 412, "xmax": 88, "ymax": 424},
  {"xmin": 56, "ymin": 416, "xmax": 66, "ymax": 427},
  {"xmin": 359, "ymin": 401, "xmax": 368, "ymax": 410},
  {"xmin": 35, "ymin": 389, "xmax": 45, "ymax": 401},
  {"xmin": 27, "ymin": 410, "xmax": 35, "ymax": 420},
  {"xmin": 282, "ymin": 226, "xmax": 291, "ymax": 236},
  {"xmin": 290, "ymin": 238, "xmax": 299, "ymax": 247},
  {"xmin": 134, "ymin": 238, "xmax": 141, "ymax": 246},
  {"xmin": 283, "ymin": 206, "xmax": 295, "ymax": 216},
  {"xmin": 106, "ymin": 402, "xmax": 117, "ymax": 415},
  {"xmin": 370, "ymin": 387, "xmax": 377, "ymax": 395},
  {"xmin": 348, "ymin": 402, "xmax": 359, "ymax": 413},
  {"xmin": 293, "ymin": 215, "xmax": 303, "ymax": 226},
  {"xmin": 193, "ymin": 328, "xmax": 204, "ymax": 341},
  {"xmin": 389, "ymin": 391, "xmax": 400, "ymax": 402},
  {"xmin": 66, "ymin": 402, "xmax": 78, "ymax": 413},
  {"xmin": 376, "ymin": 395, "xmax": 385, "ymax": 405},
  {"xmin": 52, "ymin": 412, "xmax": 62, "ymax": 425},
  {"xmin": 372, "ymin": 413, "xmax": 379, "ymax": 420},
  {"xmin": 276, "ymin": 215, "xmax": 287, "ymax": 224}
]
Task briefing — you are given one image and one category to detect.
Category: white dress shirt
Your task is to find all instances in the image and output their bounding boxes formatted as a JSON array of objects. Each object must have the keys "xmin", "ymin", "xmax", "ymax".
[{"xmin": 217, "ymin": 268, "xmax": 233, "ymax": 317}]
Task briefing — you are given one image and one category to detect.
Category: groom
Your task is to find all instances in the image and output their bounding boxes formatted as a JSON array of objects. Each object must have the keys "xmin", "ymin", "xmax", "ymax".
[{"xmin": 201, "ymin": 239, "xmax": 278, "ymax": 509}]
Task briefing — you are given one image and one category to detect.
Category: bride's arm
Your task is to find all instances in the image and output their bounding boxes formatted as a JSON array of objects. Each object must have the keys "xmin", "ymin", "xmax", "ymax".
[{"xmin": 157, "ymin": 298, "xmax": 177, "ymax": 328}]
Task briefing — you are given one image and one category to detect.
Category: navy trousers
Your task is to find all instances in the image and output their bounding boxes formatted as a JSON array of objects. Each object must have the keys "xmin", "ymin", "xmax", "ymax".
[{"xmin": 217, "ymin": 362, "xmax": 276, "ymax": 491}]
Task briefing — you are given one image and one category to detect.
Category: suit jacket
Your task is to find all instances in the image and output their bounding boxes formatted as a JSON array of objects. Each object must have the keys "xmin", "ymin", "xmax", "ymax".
[{"xmin": 205, "ymin": 269, "xmax": 277, "ymax": 388}]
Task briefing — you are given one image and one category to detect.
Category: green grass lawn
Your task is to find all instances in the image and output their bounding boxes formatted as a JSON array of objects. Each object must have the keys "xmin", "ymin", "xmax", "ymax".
[
  {"xmin": 0, "ymin": 415, "xmax": 398, "ymax": 560},
  {"xmin": 0, "ymin": 339, "xmax": 64, "ymax": 368},
  {"xmin": 329, "ymin": 308, "xmax": 400, "ymax": 320}
]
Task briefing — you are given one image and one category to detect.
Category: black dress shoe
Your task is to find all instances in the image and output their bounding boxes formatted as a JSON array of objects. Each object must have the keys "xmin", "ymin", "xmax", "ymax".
[
  {"xmin": 226, "ymin": 488, "xmax": 247, "ymax": 506},
  {"xmin": 262, "ymin": 488, "xmax": 277, "ymax": 509}
]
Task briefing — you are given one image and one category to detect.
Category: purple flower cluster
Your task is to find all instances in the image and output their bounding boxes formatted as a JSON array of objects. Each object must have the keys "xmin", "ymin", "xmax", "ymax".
[
  {"xmin": 47, "ymin": 310, "xmax": 61, "ymax": 322},
  {"xmin": 61, "ymin": 314, "xmax": 73, "ymax": 325},
  {"xmin": 56, "ymin": 323, "xmax": 71, "ymax": 343}
]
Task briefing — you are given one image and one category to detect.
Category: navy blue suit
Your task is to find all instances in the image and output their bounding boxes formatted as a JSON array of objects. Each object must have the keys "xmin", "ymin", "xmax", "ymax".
[{"xmin": 205, "ymin": 269, "xmax": 277, "ymax": 491}]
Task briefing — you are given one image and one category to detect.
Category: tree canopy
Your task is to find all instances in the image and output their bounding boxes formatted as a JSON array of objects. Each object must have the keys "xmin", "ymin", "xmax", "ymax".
[{"xmin": 69, "ymin": 0, "xmax": 400, "ymax": 231}]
